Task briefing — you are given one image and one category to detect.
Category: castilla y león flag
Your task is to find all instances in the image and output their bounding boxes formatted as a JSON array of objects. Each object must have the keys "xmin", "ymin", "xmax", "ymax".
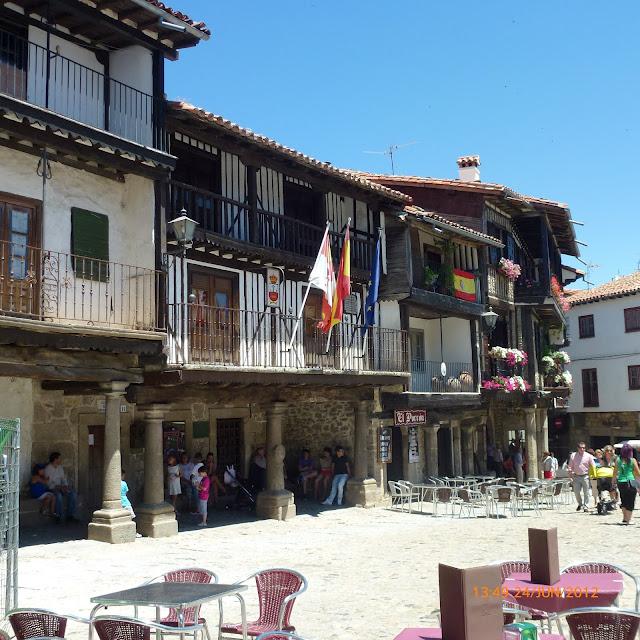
[
  {"xmin": 308, "ymin": 225, "xmax": 335, "ymax": 333},
  {"xmin": 328, "ymin": 224, "xmax": 351, "ymax": 331}
]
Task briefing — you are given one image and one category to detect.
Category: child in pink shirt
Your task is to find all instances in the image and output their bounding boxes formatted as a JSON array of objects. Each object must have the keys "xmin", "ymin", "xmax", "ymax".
[{"xmin": 197, "ymin": 466, "xmax": 210, "ymax": 527}]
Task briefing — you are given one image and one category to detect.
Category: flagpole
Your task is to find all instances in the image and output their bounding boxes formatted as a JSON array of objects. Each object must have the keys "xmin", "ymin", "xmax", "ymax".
[{"xmin": 286, "ymin": 221, "xmax": 331, "ymax": 351}]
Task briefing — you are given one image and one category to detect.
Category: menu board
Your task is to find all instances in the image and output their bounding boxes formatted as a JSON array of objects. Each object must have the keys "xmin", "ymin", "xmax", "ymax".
[
  {"xmin": 378, "ymin": 426, "xmax": 392, "ymax": 463},
  {"xmin": 408, "ymin": 426, "xmax": 420, "ymax": 463}
]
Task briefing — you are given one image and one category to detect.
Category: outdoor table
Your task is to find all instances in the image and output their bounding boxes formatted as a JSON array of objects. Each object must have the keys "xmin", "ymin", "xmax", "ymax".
[
  {"xmin": 90, "ymin": 581, "xmax": 249, "ymax": 640},
  {"xmin": 394, "ymin": 628, "xmax": 563, "ymax": 639},
  {"xmin": 503, "ymin": 571, "xmax": 623, "ymax": 614}
]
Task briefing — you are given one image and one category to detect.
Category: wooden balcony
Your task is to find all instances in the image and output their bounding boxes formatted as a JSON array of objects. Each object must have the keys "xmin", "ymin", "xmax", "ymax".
[
  {"xmin": 487, "ymin": 265, "xmax": 514, "ymax": 304},
  {"xmin": 167, "ymin": 302, "xmax": 409, "ymax": 375},
  {"xmin": 410, "ymin": 359, "xmax": 476, "ymax": 393},
  {"xmin": 0, "ymin": 240, "xmax": 164, "ymax": 333},
  {"xmin": 169, "ymin": 181, "xmax": 375, "ymax": 274}
]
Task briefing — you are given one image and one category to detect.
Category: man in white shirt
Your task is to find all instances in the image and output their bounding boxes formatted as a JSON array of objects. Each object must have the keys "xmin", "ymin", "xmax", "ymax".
[
  {"xmin": 44, "ymin": 452, "xmax": 77, "ymax": 522},
  {"xmin": 568, "ymin": 442, "xmax": 596, "ymax": 512}
]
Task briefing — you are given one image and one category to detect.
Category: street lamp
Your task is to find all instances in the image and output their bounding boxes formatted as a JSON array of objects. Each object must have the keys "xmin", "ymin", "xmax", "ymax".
[
  {"xmin": 481, "ymin": 306, "xmax": 499, "ymax": 334},
  {"xmin": 168, "ymin": 209, "xmax": 198, "ymax": 249}
]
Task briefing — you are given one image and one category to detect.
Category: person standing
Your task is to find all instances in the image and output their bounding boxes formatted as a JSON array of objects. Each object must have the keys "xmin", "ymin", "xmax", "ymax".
[
  {"xmin": 513, "ymin": 445, "xmax": 524, "ymax": 484},
  {"xmin": 179, "ymin": 452, "xmax": 194, "ymax": 511},
  {"xmin": 196, "ymin": 466, "xmax": 210, "ymax": 527},
  {"xmin": 166, "ymin": 454, "xmax": 181, "ymax": 510},
  {"xmin": 542, "ymin": 451, "xmax": 554, "ymax": 480},
  {"xmin": 611, "ymin": 443, "xmax": 640, "ymax": 525},
  {"xmin": 568, "ymin": 442, "xmax": 596, "ymax": 512},
  {"xmin": 550, "ymin": 452, "xmax": 559, "ymax": 478},
  {"xmin": 494, "ymin": 446, "xmax": 504, "ymax": 477},
  {"xmin": 322, "ymin": 446, "xmax": 351, "ymax": 507}
]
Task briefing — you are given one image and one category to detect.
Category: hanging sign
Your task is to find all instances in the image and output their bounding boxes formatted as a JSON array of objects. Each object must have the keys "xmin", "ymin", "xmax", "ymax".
[
  {"xmin": 266, "ymin": 268, "xmax": 281, "ymax": 308},
  {"xmin": 378, "ymin": 426, "xmax": 392, "ymax": 463},
  {"xmin": 408, "ymin": 426, "xmax": 420, "ymax": 463},
  {"xmin": 394, "ymin": 409, "xmax": 427, "ymax": 426}
]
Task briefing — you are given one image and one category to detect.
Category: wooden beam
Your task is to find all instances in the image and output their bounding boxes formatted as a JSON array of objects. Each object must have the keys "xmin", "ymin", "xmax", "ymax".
[{"xmin": 0, "ymin": 361, "xmax": 141, "ymax": 382}]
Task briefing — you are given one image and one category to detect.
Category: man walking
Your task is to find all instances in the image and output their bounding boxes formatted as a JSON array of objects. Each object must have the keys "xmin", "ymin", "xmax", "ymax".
[{"xmin": 568, "ymin": 442, "xmax": 596, "ymax": 512}]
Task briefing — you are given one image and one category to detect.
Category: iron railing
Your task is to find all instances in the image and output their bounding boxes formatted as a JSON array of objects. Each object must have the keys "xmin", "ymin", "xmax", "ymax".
[
  {"xmin": 0, "ymin": 240, "xmax": 164, "ymax": 331},
  {"xmin": 487, "ymin": 265, "xmax": 514, "ymax": 302},
  {"xmin": 167, "ymin": 302, "xmax": 409, "ymax": 373},
  {"xmin": 0, "ymin": 28, "xmax": 165, "ymax": 150},
  {"xmin": 411, "ymin": 359, "xmax": 476, "ymax": 392},
  {"xmin": 169, "ymin": 180, "xmax": 375, "ymax": 271}
]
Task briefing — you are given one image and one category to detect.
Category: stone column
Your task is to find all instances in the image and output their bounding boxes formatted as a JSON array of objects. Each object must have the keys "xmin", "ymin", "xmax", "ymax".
[
  {"xmin": 256, "ymin": 402, "xmax": 296, "ymax": 520},
  {"xmin": 451, "ymin": 420, "xmax": 462, "ymax": 476},
  {"xmin": 537, "ymin": 409, "xmax": 549, "ymax": 455},
  {"xmin": 347, "ymin": 400, "xmax": 379, "ymax": 507},
  {"xmin": 88, "ymin": 382, "xmax": 137, "ymax": 544},
  {"xmin": 477, "ymin": 423, "xmax": 488, "ymax": 474},
  {"xmin": 425, "ymin": 426, "xmax": 439, "ymax": 477},
  {"xmin": 462, "ymin": 425, "xmax": 475, "ymax": 475},
  {"xmin": 136, "ymin": 406, "xmax": 178, "ymax": 538},
  {"xmin": 524, "ymin": 408, "xmax": 538, "ymax": 480}
]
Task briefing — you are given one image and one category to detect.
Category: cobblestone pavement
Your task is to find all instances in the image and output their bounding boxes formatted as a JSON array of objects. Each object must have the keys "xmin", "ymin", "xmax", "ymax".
[{"xmin": 18, "ymin": 502, "xmax": 639, "ymax": 639}]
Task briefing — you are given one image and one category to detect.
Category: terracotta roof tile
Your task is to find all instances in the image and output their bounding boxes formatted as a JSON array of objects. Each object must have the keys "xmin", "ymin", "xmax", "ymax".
[
  {"xmin": 168, "ymin": 102, "xmax": 411, "ymax": 204},
  {"xmin": 143, "ymin": 0, "xmax": 210, "ymax": 35},
  {"xmin": 567, "ymin": 272, "xmax": 640, "ymax": 305},
  {"xmin": 402, "ymin": 205, "xmax": 502, "ymax": 246}
]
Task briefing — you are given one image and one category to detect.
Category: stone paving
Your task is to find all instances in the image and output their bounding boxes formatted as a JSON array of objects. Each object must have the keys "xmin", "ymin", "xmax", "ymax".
[{"xmin": 18, "ymin": 501, "xmax": 640, "ymax": 640}]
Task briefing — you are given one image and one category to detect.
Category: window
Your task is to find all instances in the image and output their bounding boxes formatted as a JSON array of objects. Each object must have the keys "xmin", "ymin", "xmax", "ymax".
[
  {"xmin": 582, "ymin": 368, "xmax": 599, "ymax": 407},
  {"xmin": 624, "ymin": 307, "xmax": 640, "ymax": 333},
  {"xmin": 578, "ymin": 314, "xmax": 595, "ymax": 338},
  {"xmin": 629, "ymin": 365, "xmax": 640, "ymax": 390},
  {"xmin": 409, "ymin": 329, "xmax": 425, "ymax": 362},
  {"xmin": 71, "ymin": 208, "xmax": 109, "ymax": 281}
]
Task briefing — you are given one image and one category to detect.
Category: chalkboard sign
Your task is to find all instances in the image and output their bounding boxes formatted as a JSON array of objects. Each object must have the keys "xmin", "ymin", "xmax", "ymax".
[
  {"xmin": 193, "ymin": 420, "xmax": 209, "ymax": 439},
  {"xmin": 378, "ymin": 426, "xmax": 392, "ymax": 463},
  {"xmin": 408, "ymin": 426, "xmax": 420, "ymax": 463}
]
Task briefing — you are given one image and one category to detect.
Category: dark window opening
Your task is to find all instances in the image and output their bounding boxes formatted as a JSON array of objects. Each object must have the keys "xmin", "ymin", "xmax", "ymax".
[
  {"xmin": 624, "ymin": 307, "xmax": 640, "ymax": 333},
  {"xmin": 578, "ymin": 314, "xmax": 595, "ymax": 339},
  {"xmin": 629, "ymin": 365, "xmax": 640, "ymax": 390},
  {"xmin": 71, "ymin": 208, "xmax": 109, "ymax": 281},
  {"xmin": 283, "ymin": 179, "xmax": 322, "ymax": 227},
  {"xmin": 582, "ymin": 368, "xmax": 599, "ymax": 407}
]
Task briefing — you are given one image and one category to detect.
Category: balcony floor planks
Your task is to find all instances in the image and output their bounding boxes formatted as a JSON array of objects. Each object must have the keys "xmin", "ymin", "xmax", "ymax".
[{"xmin": 408, "ymin": 287, "xmax": 485, "ymax": 318}]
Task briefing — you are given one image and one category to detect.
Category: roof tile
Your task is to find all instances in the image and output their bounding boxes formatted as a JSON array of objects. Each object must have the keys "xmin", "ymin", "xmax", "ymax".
[
  {"xmin": 567, "ymin": 272, "xmax": 640, "ymax": 305},
  {"xmin": 144, "ymin": 0, "xmax": 210, "ymax": 35}
]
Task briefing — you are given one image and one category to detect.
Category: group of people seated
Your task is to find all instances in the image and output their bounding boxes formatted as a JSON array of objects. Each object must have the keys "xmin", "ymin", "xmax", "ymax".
[
  {"xmin": 296, "ymin": 446, "xmax": 352, "ymax": 506},
  {"xmin": 28, "ymin": 452, "xmax": 78, "ymax": 523}
]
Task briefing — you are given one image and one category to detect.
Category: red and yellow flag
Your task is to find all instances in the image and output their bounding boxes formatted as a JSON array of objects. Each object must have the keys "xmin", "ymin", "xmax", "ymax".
[{"xmin": 328, "ymin": 225, "xmax": 351, "ymax": 330}]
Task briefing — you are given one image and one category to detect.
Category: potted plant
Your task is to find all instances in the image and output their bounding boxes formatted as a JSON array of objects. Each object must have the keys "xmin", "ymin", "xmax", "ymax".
[
  {"xmin": 497, "ymin": 257, "xmax": 522, "ymax": 282},
  {"xmin": 423, "ymin": 266, "xmax": 439, "ymax": 290}
]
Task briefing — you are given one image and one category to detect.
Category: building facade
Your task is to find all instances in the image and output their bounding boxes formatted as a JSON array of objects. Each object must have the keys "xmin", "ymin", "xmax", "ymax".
[{"xmin": 566, "ymin": 273, "xmax": 640, "ymax": 458}]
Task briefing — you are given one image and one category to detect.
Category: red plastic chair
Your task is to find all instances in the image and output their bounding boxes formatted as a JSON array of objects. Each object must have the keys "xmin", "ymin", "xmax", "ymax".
[
  {"xmin": 552, "ymin": 607, "xmax": 640, "ymax": 640},
  {"xmin": 499, "ymin": 560, "xmax": 530, "ymax": 582},
  {"xmin": 9, "ymin": 608, "xmax": 89, "ymax": 640},
  {"xmin": 255, "ymin": 634, "xmax": 306, "ymax": 640},
  {"xmin": 93, "ymin": 616, "xmax": 202, "ymax": 640},
  {"xmin": 561, "ymin": 562, "xmax": 639, "ymax": 610},
  {"xmin": 220, "ymin": 569, "xmax": 307, "ymax": 638}
]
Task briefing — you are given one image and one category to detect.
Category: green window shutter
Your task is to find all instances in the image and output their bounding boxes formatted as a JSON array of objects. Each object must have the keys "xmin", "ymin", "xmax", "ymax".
[{"xmin": 71, "ymin": 208, "xmax": 109, "ymax": 281}]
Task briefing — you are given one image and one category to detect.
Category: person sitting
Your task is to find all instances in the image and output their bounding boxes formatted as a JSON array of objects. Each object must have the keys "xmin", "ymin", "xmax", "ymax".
[
  {"xmin": 298, "ymin": 449, "xmax": 317, "ymax": 497},
  {"xmin": 44, "ymin": 452, "xmax": 78, "ymax": 523},
  {"xmin": 29, "ymin": 464, "xmax": 55, "ymax": 517},
  {"xmin": 248, "ymin": 446, "xmax": 267, "ymax": 493},
  {"xmin": 315, "ymin": 447, "xmax": 333, "ymax": 501}
]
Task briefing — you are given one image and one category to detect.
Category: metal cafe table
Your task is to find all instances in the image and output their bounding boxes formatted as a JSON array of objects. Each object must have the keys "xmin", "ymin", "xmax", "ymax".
[{"xmin": 90, "ymin": 581, "xmax": 249, "ymax": 640}]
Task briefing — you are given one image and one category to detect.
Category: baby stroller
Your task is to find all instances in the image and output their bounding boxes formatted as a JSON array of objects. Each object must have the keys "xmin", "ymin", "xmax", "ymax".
[
  {"xmin": 223, "ymin": 465, "xmax": 257, "ymax": 510},
  {"xmin": 595, "ymin": 465, "xmax": 616, "ymax": 515}
]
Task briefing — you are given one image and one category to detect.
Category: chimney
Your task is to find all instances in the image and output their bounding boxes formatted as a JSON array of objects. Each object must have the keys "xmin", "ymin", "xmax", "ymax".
[{"xmin": 457, "ymin": 155, "xmax": 481, "ymax": 182}]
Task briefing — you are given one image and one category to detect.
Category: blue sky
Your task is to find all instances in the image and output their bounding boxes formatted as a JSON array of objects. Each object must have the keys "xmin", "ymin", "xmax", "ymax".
[{"xmin": 165, "ymin": 1, "xmax": 640, "ymax": 286}]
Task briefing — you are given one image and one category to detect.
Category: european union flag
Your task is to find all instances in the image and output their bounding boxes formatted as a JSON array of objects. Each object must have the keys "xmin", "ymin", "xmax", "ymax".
[{"xmin": 362, "ymin": 235, "xmax": 381, "ymax": 334}]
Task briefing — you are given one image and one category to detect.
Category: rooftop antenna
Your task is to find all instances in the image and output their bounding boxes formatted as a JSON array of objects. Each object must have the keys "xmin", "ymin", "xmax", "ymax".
[
  {"xmin": 584, "ymin": 262, "xmax": 600, "ymax": 290},
  {"xmin": 363, "ymin": 142, "xmax": 418, "ymax": 175}
]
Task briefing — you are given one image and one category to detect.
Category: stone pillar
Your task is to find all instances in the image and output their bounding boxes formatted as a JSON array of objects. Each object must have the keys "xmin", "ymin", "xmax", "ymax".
[
  {"xmin": 524, "ymin": 408, "xmax": 538, "ymax": 480},
  {"xmin": 462, "ymin": 425, "xmax": 475, "ymax": 475},
  {"xmin": 425, "ymin": 426, "xmax": 439, "ymax": 477},
  {"xmin": 451, "ymin": 420, "xmax": 462, "ymax": 476},
  {"xmin": 88, "ymin": 382, "xmax": 137, "ymax": 544},
  {"xmin": 537, "ymin": 409, "xmax": 549, "ymax": 455},
  {"xmin": 136, "ymin": 406, "xmax": 178, "ymax": 538},
  {"xmin": 347, "ymin": 401, "xmax": 379, "ymax": 506},
  {"xmin": 256, "ymin": 402, "xmax": 296, "ymax": 520}
]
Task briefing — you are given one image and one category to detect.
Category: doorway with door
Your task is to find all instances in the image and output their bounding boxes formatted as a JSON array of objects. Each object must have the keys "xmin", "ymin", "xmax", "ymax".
[
  {"xmin": 387, "ymin": 426, "xmax": 404, "ymax": 482},
  {"xmin": 86, "ymin": 425, "xmax": 105, "ymax": 514}
]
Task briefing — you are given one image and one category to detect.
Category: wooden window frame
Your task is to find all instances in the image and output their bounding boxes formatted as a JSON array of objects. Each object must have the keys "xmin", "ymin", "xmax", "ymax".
[
  {"xmin": 629, "ymin": 365, "xmax": 640, "ymax": 391},
  {"xmin": 578, "ymin": 314, "xmax": 595, "ymax": 339},
  {"xmin": 582, "ymin": 368, "xmax": 599, "ymax": 407},
  {"xmin": 624, "ymin": 307, "xmax": 640, "ymax": 333}
]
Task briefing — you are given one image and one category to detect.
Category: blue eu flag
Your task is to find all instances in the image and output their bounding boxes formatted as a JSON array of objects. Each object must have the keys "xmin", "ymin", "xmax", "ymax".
[{"xmin": 362, "ymin": 235, "xmax": 381, "ymax": 334}]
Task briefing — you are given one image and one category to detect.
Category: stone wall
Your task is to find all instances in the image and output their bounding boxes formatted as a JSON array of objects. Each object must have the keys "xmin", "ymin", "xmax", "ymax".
[{"xmin": 570, "ymin": 411, "xmax": 640, "ymax": 446}]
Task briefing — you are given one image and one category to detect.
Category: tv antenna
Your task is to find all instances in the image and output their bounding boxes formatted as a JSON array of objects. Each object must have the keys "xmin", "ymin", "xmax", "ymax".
[
  {"xmin": 363, "ymin": 142, "xmax": 418, "ymax": 174},
  {"xmin": 584, "ymin": 262, "xmax": 600, "ymax": 289}
]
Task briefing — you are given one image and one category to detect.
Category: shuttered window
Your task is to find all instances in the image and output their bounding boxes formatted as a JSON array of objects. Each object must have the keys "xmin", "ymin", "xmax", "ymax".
[
  {"xmin": 582, "ymin": 368, "xmax": 599, "ymax": 407},
  {"xmin": 578, "ymin": 314, "xmax": 595, "ymax": 338},
  {"xmin": 629, "ymin": 365, "xmax": 640, "ymax": 390},
  {"xmin": 624, "ymin": 307, "xmax": 640, "ymax": 333},
  {"xmin": 71, "ymin": 208, "xmax": 109, "ymax": 281}
]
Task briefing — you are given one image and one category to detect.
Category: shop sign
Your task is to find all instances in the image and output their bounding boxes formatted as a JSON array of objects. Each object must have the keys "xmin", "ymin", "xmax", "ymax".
[
  {"xmin": 408, "ymin": 426, "xmax": 420, "ymax": 463},
  {"xmin": 266, "ymin": 268, "xmax": 281, "ymax": 308},
  {"xmin": 394, "ymin": 409, "xmax": 427, "ymax": 426},
  {"xmin": 378, "ymin": 426, "xmax": 392, "ymax": 463}
]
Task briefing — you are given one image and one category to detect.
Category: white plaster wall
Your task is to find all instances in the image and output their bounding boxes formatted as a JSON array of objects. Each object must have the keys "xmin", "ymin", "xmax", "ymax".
[
  {"xmin": 0, "ymin": 377, "xmax": 34, "ymax": 486},
  {"xmin": 567, "ymin": 293, "xmax": 640, "ymax": 413},
  {"xmin": 379, "ymin": 300, "xmax": 401, "ymax": 330},
  {"xmin": 409, "ymin": 316, "xmax": 472, "ymax": 364}
]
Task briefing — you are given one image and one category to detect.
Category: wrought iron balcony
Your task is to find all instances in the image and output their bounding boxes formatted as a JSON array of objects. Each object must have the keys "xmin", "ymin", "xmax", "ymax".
[
  {"xmin": 0, "ymin": 28, "xmax": 165, "ymax": 150},
  {"xmin": 167, "ymin": 302, "xmax": 409, "ymax": 374},
  {"xmin": 169, "ymin": 180, "xmax": 375, "ymax": 272},
  {"xmin": 0, "ymin": 240, "xmax": 164, "ymax": 332},
  {"xmin": 410, "ymin": 359, "xmax": 476, "ymax": 393}
]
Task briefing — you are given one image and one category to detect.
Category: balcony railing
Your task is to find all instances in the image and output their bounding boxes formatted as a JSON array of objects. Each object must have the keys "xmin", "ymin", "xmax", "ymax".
[
  {"xmin": 487, "ymin": 265, "xmax": 514, "ymax": 303},
  {"xmin": 0, "ymin": 240, "xmax": 164, "ymax": 331},
  {"xmin": 410, "ymin": 359, "xmax": 476, "ymax": 393},
  {"xmin": 167, "ymin": 302, "xmax": 408, "ymax": 373},
  {"xmin": 170, "ymin": 180, "xmax": 375, "ymax": 272},
  {"xmin": 0, "ymin": 28, "xmax": 165, "ymax": 150}
]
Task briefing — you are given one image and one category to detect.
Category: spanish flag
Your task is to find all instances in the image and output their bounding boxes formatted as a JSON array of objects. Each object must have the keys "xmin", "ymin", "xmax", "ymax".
[
  {"xmin": 453, "ymin": 268, "xmax": 476, "ymax": 302},
  {"xmin": 327, "ymin": 224, "xmax": 351, "ymax": 331}
]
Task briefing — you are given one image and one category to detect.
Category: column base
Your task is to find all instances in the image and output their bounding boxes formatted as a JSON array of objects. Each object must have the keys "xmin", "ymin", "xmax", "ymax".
[
  {"xmin": 255, "ymin": 490, "xmax": 296, "ymax": 521},
  {"xmin": 88, "ymin": 508, "xmax": 136, "ymax": 544},
  {"xmin": 136, "ymin": 502, "xmax": 178, "ymax": 538},
  {"xmin": 345, "ymin": 478, "xmax": 381, "ymax": 508}
]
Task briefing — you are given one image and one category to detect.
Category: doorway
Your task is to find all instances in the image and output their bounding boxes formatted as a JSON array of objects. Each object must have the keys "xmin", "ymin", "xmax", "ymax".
[
  {"xmin": 387, "ymin": 426, "xmax": 404, "ymax": 482},
  {"xmin": 216, "ymin": 418, "xmax": 244, "ymax": 475},
  {"xmin": 87, "ymin": 425, "xmax": 105, "ymax": 513},
  {"xmin": 438, "ymin": 427, "xmax": 453, "ymax": 477},
  {"xmin": 163, "ymin": 421, "xmax": 186, "ymax": 459}
]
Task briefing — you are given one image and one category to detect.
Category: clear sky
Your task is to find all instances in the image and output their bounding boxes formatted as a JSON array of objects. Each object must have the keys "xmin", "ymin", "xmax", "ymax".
[{"xmin": 165, "ymin": 1, "xmax": 640, "ymax": 286}]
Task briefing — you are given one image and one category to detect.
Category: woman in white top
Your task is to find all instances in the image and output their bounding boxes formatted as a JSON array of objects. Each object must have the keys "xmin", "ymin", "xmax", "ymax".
[{"xmin": 166, "ymin": 453, "xmax": 181, "ymax": 509}]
